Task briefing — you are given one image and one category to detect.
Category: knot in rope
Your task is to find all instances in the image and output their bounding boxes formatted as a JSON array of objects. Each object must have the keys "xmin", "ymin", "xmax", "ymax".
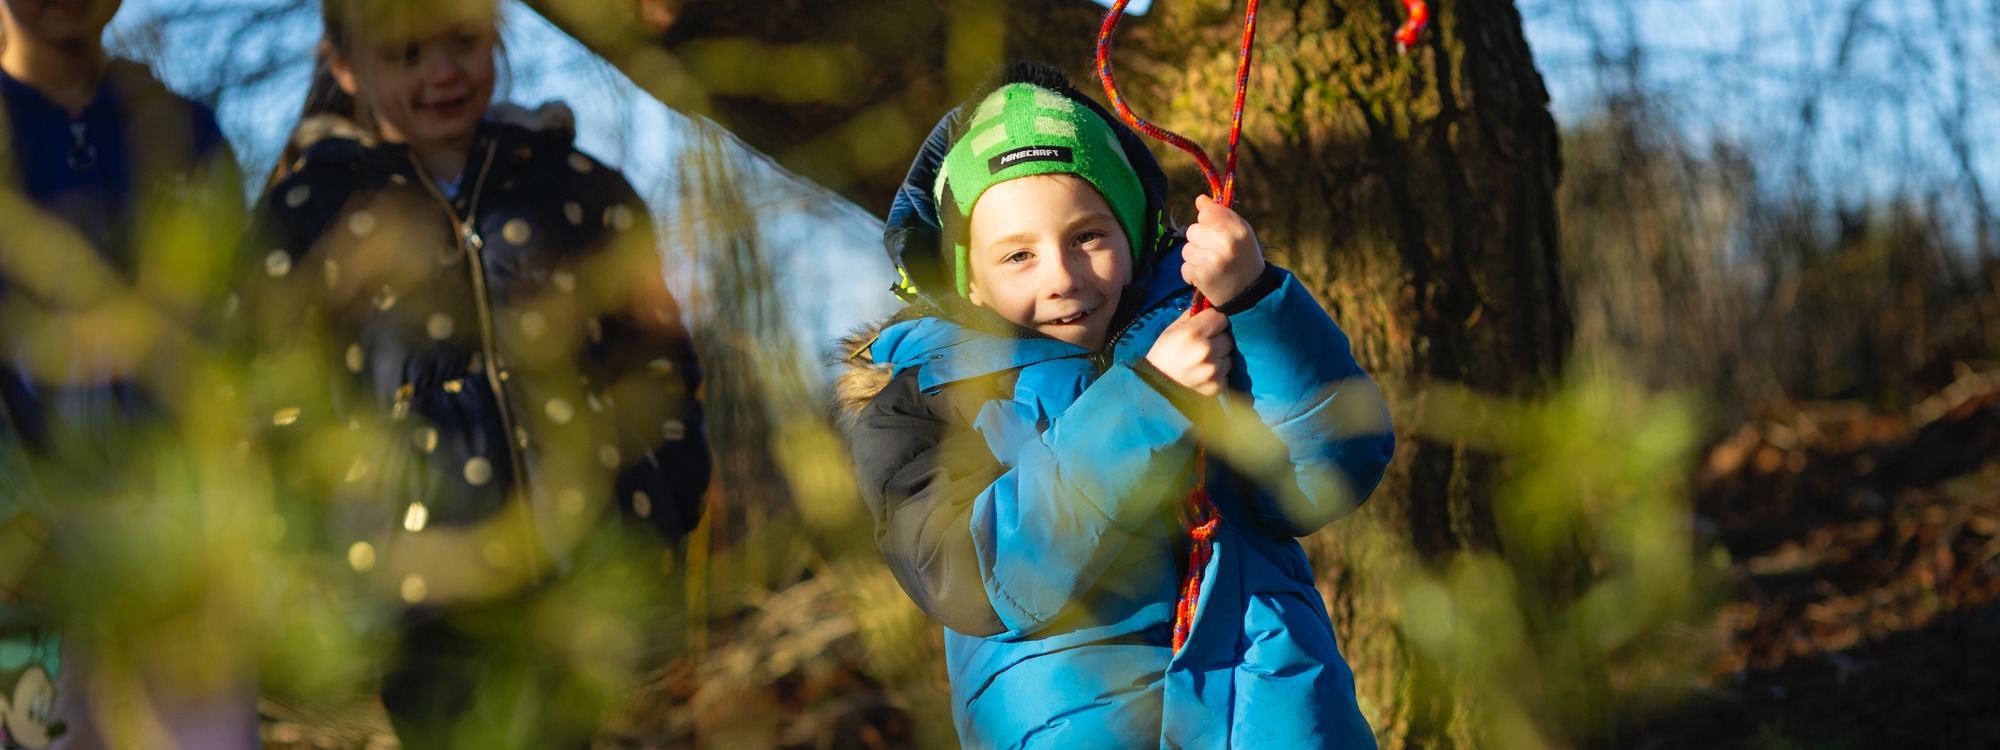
[{"xmin": 1188, "ymin": 518, "xmax": 1218, "ymax": 543}]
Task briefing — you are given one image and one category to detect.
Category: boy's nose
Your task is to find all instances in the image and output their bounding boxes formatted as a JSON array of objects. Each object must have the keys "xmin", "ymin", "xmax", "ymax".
[{"xmin": 1043, "ymin": 248, "xmax": 1085, "ymax": 298}]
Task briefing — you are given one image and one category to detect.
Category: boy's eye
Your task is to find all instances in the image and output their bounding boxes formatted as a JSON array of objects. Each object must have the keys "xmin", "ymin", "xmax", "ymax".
[
  {"xmin": 454, "ymin": 33, "xmax": 481, "ymax": 51},
  {"xmin": 1075, "ymin": 230, "xmax": 1106, "ymax": 246},
  {"xmin": 1003, "ymin": 250, "xmax": 1034, "ymax": 264}
]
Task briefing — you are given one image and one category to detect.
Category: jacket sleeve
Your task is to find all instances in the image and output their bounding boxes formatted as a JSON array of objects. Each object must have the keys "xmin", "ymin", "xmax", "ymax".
[
  {"xmin": 224, "ymin": 179, "xmax": 339, "ymax": 426},
  {"xmin": 1222, "ymin": 266, "xmax": 1395, "ymax": 537},
  {"xmin": 855, "ymin": 361, "xmax": 1198, "ymax": 638},
  {"xmin": 969, "ymin": 363, "xmax": 1197, "ymax": 637},
  {"xmin": 588, "ymin": 175, "xmax": 712, "ymax": 542},
  {"xmin": 850, "ymin": 368, "xmax": 1010, "ymax": 636}
]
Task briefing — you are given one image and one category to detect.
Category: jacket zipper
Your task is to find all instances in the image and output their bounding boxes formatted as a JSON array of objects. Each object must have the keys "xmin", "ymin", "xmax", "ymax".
[
  {"xmin": 408, "ymin": 140, "xmax": 543, "ymax": 582},
  {"xmin": 1095, "ymin": 291, "xmax": 1181, "ymax": 370}
]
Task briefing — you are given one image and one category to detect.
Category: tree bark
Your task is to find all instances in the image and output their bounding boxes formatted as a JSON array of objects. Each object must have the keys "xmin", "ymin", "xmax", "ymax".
[
  {"xmin": 527, "ymin": 0, "xmax": 1570, "ymax": 745},
  {"xmin": 1096, "ymin": 3, "xmax": 1571, "ymax": 743}
]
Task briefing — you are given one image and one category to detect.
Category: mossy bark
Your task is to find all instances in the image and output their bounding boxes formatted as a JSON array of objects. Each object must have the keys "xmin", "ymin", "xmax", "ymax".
[
  {"xmin": 1088, "ymin": 3, "xmax": 1572, "ymax": 743},
  {"xmin": 532, "ymin": 0, "xmax": 1570, "ymax": 745}
]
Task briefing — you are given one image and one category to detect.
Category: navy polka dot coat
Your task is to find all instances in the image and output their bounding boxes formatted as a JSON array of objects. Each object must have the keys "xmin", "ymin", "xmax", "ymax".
[{"xmin": 243, "ymin": 104, "xmax": 710, "ymax": 588}]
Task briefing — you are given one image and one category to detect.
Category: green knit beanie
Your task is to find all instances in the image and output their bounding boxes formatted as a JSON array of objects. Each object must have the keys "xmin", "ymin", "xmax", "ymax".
[{"xmin": 935, "ymin": 82, "xmax": 1149, "ymax": 297}]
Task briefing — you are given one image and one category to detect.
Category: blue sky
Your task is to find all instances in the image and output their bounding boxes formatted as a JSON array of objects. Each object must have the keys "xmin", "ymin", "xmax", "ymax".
[
  {"xmin": 104, "ymin": 0, "xmax": 2000, "ymax": 354},
  {"xmin": 1519, "ymin": 0, "xmax": 2000, "ymax": 230}
]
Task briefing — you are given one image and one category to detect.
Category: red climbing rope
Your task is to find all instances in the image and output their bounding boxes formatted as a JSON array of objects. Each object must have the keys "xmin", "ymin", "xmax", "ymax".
[
  {"xmin": 1396, "ymin": 0, "xmax": 1432, "ymax": 52},
  {"xmin": 1094, "ymin": 0, "xmax": 1429, "ymax": 653},
  {"xmin": 1093, "ymin": 0, "xmax": 1246, "ymax": 215},
  {"xmin": 1094, "ymin": 0, "xmax": 1245, "ymax": 654}
]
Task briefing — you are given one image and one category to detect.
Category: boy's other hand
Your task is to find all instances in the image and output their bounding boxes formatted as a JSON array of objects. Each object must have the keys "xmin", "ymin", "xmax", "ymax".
[
  {"xmin": 1183, "ymin": 194, "xmax": 1266, "ymax": 307},
  {"xmin": 1145, "ymin": 308, "xmax": 1235, "ymax": 397}
]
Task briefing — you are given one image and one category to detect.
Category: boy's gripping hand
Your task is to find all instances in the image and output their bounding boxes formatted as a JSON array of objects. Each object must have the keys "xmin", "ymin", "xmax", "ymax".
[
  {"xmin": 1183, "ymin": 194, "xmax": 1267, "ymax": 307},
  {"xmin": 1145, "ymin": 308, "xmax": 1235, "ymax": 396}
]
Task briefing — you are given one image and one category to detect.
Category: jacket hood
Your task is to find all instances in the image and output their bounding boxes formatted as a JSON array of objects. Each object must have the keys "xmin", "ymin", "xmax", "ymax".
[
  {"xmin": 831, "ymin": 296, "xmax": 988, "ymax": 426},
  {"xmin": 833, "ymin": 236, "xmax": 1196, "ymax": 427},
  {"xmin": 830, "ymin": 309, "xmax": 1097, "ymax": 436},
  {"xmin": 286, "ymin": 100, "xmax": 579, "ymax": 152},
  {"xmin": 831, "ymin": 315, "xmax": 897, "ymax": 427},
  {"xmin": 829, "ymin": 294, "xmax": 1085, "ymax": 426}
]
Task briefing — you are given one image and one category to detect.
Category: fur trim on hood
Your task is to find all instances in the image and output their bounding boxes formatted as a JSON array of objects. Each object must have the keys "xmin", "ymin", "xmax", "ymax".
[
  {"xmin": 288, "ymin": 112, "xmax": 379, "ymax": 150},
  {"xmin": 829, "ymin": 295, "xmax": 1051, "ymax": 429},
  {"xmin": 831, "ymin": 316, "xmax": 895, "ymax": 428},
  {"xmin": 287, "ymin": 100, "xmax": 577, "ymax": 151},
  {"xmin": 488, "ymin": 100, "xmax": 576, "ymax": 139}
]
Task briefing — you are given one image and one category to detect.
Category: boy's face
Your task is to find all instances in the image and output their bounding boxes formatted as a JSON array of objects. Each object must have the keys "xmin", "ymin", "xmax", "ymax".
[
  {"xmin": 331, "ymin": 17, "xmax": 497, "ymax": 151},
  {"xmin": 0, "ymin": 0, "xmax": 122, "ymax": 49},
  {"xmin": 966, "ymin": 174, "xmax": 1132, "ymax": 350}
]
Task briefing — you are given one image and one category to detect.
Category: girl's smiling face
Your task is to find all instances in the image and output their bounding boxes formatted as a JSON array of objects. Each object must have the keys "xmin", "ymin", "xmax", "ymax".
[
  {"xmin": 965, "ymin": 174, "xmax": 1133, "ymax": 350},
  {"xmin": 329, "ymin": 18, "xmax": 497, "ymax": 151}
]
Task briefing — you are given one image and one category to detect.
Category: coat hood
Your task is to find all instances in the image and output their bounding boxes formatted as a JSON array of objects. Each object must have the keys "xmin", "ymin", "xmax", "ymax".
[
  {"xmin": 829, "ymin": 292, "xmax": 1101, "ymax": 428},
  {"xmin": 830, "ymin": 297, "xmax": 1003, "ymax": 427},
  {"xmin": 832, "ymin": 240, "xmax": 1198, "ymax": 429},
  {"xmin": 831, "ymin": 316, "xmax": 896, "ymax": 427},
  {"xmin": 282, "ymin": 100, "xmax": 579, "ymax": 163}
]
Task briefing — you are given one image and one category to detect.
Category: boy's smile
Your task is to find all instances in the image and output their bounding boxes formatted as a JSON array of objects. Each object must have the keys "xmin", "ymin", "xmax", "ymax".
[{"xmin": 966, "ymin": 174, "xmax": 1133, "ymax": 350}]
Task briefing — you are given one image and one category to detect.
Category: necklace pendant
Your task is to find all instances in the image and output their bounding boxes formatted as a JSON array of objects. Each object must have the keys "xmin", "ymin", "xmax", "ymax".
[{"xmin": 66, "ymin": 121, "xmax": 96, "ymax": 171}]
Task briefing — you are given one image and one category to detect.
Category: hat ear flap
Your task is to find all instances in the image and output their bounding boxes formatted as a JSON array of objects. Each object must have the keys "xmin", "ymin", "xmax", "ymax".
[
  {"xmin": 887, "ymin": 224, "xmax": 947, "ymax": 301},
  {"xmin": 935, "ymin": 180, "xmax": 976, "ymax": 297},
  {"xmin": 1145, "ymin": 205, "xmax": 1176, "ymax": 265}
]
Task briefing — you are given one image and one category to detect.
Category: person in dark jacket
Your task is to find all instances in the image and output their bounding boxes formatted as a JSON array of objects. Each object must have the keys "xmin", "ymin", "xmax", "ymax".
[
  {"xmin": 0, "ymin": 0, "xmax": 251, "ymax": 747},
  {"xmin": 240, "ymin": 0, "xmax": 709, "ymax": 747},
  {"xmin": 834, "ymin": 62, "xmax": 1395, "ymax": 748}
]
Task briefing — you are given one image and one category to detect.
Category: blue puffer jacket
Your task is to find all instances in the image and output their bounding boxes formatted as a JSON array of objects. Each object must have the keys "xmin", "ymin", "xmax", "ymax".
[
  {"xmin": 838, "ymin": 79, "xmax": 1394, "ymax": 742},
  {"xmin": 843, "ymin": 241, "xmax": 1394, "ymax": 747}
]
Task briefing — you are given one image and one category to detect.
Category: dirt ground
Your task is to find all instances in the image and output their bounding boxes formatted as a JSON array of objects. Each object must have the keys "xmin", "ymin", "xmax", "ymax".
[{"xmin": 1620, "ymin": 371, "xmax": 2000, "ymax": 749}]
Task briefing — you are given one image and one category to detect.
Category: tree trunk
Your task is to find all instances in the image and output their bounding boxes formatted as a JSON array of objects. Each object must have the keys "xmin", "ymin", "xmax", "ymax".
[
  {"xmin": 1098, "ymin": 3, "xmax": 1571, "ymax": 744},
  {"xmin": 528, "ymin": 0, "xmax": 1569, "ymax": 745}
]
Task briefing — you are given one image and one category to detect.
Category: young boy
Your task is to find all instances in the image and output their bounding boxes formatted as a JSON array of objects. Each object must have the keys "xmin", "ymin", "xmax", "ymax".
[{"xmin": 837, "ymin": 62, "xmax": 1395, "ymax": 748}]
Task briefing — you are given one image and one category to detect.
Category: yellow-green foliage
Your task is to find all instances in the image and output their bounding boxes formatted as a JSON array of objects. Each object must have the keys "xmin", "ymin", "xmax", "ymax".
[{"xmin": 1385, "ymin": 368, "xmax": 1729, "ymax": 747}]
